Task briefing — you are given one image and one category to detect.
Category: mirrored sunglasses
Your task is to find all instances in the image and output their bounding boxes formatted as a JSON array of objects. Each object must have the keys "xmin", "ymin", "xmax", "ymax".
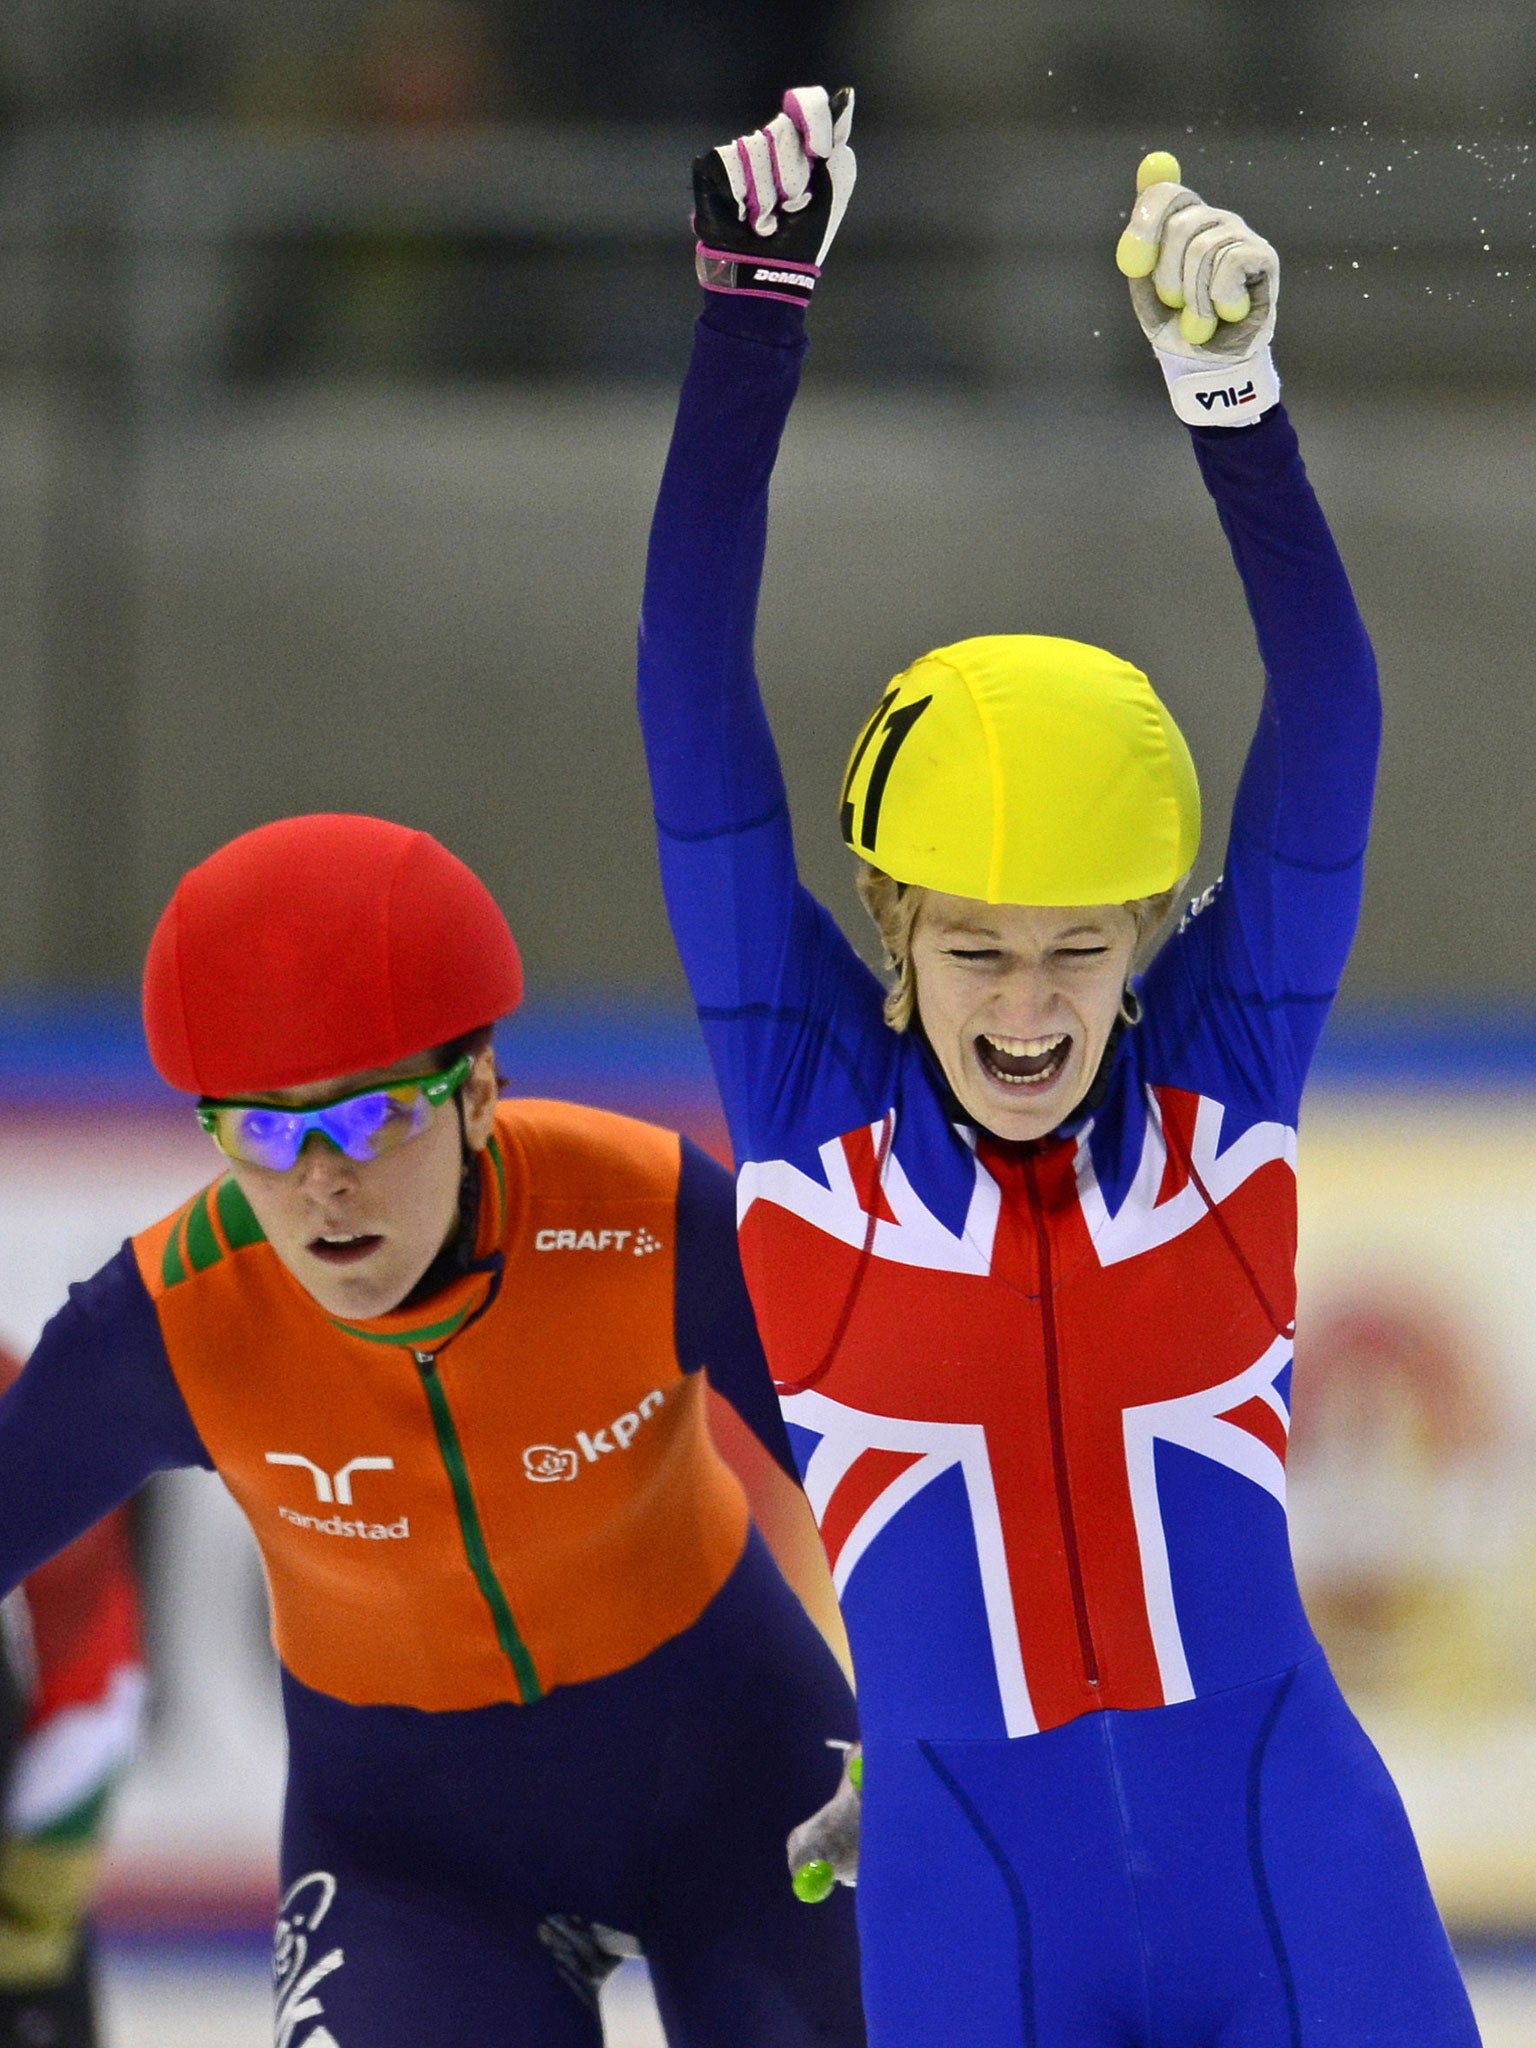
[{"xmin": 196, "ymin": 1054, "xmax": 473, "ymax": 1172}]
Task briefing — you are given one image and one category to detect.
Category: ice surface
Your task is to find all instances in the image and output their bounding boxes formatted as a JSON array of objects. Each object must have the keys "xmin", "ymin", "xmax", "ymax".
[{"xmin": 94, "ymin": 1944, "xmax": 1536, "ymax": 2046}]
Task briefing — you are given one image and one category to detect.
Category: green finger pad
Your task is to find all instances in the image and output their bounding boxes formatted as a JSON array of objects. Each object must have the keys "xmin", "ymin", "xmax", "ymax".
[
  {"xmin": 848, "ymin": 1754, "xmax": 864, "ymax": 1791},
  {"xmin": 793, "ymin": 1860, "xmax": 837, "ymax": 1904}
]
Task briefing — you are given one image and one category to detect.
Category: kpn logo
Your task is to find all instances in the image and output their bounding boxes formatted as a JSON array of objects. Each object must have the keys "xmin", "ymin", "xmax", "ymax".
[
  {"xmin": 524, "ymin": 1388, "xmax": 667, "ymax": 1481},
  {"xmin": 267, "ymin": 1452, "xmax": 409, "ymax": 1539}
]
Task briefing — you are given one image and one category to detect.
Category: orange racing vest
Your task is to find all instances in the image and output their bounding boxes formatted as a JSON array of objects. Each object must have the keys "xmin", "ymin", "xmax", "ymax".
[{"xmin": 132, "ymin": 1100, "xmax": 750, "ymax": 1712}]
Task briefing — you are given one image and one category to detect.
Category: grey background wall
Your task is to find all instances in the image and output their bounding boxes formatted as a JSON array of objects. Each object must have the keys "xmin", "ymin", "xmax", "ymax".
[
  {"xmin": 1, "ymin": 381, "xmax": 1532, "ymax": 1002},
  {"xmin": 1, "ymin": 0, "xmax": 1535, "ymax": 1004}
]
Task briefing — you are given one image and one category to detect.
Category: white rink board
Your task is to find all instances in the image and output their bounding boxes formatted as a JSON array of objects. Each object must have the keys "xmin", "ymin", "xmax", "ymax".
[
  {"xmin": 1293, "ymin": 1092, "xmax": 1536, "ymax": 1928},
  {"xmin": 0, "ymin": 1112, "xmax": 286, "ymax": 1904}
]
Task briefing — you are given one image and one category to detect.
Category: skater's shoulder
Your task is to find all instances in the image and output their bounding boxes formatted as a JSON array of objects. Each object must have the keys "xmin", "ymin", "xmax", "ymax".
[
  {"xmin": 131, "ymin": 1176, "xmax": 267, "ymax": 1304},
  {"xmin": 493, "ymin": 1097, "xmax": 684, "ymax": 1198}
]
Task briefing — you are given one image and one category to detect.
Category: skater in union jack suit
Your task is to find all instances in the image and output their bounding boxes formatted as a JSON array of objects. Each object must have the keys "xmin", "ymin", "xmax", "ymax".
[{"xmin": 639, "ymin": 85, "xmax": 1482, "ymax": 2044}]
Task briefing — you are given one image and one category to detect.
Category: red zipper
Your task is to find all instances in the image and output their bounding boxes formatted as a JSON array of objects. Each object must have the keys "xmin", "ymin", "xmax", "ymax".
[{"xmin": 1023, "ymin": 1153, "xmax": 1101, "ymax": 1690}]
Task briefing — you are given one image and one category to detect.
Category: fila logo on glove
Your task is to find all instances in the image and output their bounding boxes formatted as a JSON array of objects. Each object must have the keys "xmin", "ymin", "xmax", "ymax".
[
  {"xmin": 524, "ymin": 1389, "xmax": 667, "ymax": 1481},
  {"xmin": 1195, "ymin": 381, "xmax": 1257, "ymax": 411}
]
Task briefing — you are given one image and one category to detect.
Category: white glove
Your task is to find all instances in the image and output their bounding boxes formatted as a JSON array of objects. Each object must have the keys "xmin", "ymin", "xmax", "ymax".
[
  {"xmin": 788, "ymin": 1743, "xmax": 862, "ymax": 1901},
  {"xmin": 693, "ymin": 86, "xmax": 856, "ymax": 305},
  {"xmin": 1115, "ymin": 151, "xmax": 1279, "ymax": 428}
]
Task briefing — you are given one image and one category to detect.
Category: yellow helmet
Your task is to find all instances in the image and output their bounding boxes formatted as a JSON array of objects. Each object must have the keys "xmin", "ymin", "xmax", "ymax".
[{"xmin": 839, "ymin": 634, "xmax": 1200, "ymax": 905}]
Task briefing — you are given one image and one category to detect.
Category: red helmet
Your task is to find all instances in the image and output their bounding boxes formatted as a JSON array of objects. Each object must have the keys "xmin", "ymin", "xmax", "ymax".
[{"xmin": 144, "ymin": 814, "xmax": 523, "ymax": 1096}]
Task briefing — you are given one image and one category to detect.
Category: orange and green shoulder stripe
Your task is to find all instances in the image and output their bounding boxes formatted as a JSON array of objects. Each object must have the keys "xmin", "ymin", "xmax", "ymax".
[{"xmin": 135, "ymin": 1176, "xmax": 268, "ymax": 1301}]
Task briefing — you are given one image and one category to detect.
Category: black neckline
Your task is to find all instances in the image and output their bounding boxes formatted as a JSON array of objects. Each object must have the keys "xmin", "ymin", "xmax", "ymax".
[{"xmin": 395, "ymin": 1153, "xmax": 483, "ymax": 1311}]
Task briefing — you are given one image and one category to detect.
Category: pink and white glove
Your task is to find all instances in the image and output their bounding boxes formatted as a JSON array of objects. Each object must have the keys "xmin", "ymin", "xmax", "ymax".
[{"xmin": 692, "ymin": 85, "xmax": 856, "ymax": 307}]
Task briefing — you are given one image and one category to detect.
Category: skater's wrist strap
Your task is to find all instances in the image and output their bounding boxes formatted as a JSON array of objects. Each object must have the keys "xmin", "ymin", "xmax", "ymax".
[
  {"xmin": 695, "ymin": 246, "xmax": 820, "ymax": 306},
  {"xmin": 1156, "ymin": 344, "xmax": 1280, "ymax": 428}
]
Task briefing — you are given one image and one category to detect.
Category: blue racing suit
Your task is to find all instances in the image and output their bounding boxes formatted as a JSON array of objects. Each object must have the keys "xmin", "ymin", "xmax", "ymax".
[{"xmin": 637, "ymin": 291, "xmax": 1481, "ymax": 2046}]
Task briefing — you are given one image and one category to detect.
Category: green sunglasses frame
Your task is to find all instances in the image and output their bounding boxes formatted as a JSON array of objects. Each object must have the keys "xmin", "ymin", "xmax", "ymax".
[{"xmin": 196, "ymin": 1052, "xmax": 474, "ymax": 1163}]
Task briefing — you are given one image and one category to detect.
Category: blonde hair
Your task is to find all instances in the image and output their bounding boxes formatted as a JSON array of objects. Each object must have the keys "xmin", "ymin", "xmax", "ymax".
[{"xmin": 856, "ymin": 864, "xmax": 1181, "ymax": 1034}]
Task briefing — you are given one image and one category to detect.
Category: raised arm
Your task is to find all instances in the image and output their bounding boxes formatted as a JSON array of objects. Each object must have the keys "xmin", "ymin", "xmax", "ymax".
[
  {"xmin": 638, "ymin": 89, "xmax": 892, "ymax": 1158},
  {"xmin": 0, "ymin": 1246, "xmax": 211, "ymax": 1604},
  {"xmin": 1120, "ymin": 158, "xmax": 1381, "ymax": 1108}
]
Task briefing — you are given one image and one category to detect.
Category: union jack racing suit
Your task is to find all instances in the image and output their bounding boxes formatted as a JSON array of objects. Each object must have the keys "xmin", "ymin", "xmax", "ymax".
[{"xmin": 638, "ymin": 291, "xmax": 1481, "ymax": 2045}]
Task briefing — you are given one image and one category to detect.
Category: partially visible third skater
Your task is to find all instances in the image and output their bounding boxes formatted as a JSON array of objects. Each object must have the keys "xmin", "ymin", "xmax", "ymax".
[
  {"xmin": 638, "ymin": 83, "xmax": 1482, "ymax": 2045},
  {"xmin": 1, "ymin": 1340, "xmax": 144, "ymax": 2048},
  {"xmin": 0, "ymin": 814, "xmax": 864, "ymax": 2047}
]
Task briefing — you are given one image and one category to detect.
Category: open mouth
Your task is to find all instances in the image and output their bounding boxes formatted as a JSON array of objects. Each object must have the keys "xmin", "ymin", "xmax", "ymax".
[
  {"xmin": 308, "ymin": 1233, "xmax": 384, "ymax": 1266},
  {"xmin": 975, "ymin": 1032, "xmax": 1072, "ymax": 1089}
]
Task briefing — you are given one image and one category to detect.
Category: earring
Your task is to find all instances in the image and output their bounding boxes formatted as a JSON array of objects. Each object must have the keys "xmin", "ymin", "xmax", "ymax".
[{"xmin": 1119, "ymin": 985, "xmax": 1144, "ymax": 1028}]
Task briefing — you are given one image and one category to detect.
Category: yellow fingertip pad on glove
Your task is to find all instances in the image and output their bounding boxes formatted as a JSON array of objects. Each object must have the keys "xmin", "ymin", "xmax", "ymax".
[
  {"xmin": 1136, "ymin": 150, "xmax": 1182, "ymax": 192},
  {"xmin": 1122, "ymin": 151, "xmax": 1187, "ymax": 278},
  {"xmin": 1179, "ymin": 308, "xmax": 1219, "ymax": 345},
  {"xmin": 1115, "ymin": 228, "xmax": 1157, "ymax": 278},
  {"xmin": 1213, "ymin": 289, "xmax": 1252, "ymax": 323},
  {"xmin": 1117, "ymin": 151, "xmax": 1184, "ymax": 277}
]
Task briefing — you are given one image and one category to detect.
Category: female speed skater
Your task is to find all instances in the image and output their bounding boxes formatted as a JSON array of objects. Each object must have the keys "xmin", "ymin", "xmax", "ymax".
[
  {"xmin": 0, "ymin": 813, "xmax": 864, "ymax": 2048},
  {"xmin": 638, "ymin": 84, "xmax": 1482, "ymax": 2045}
]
